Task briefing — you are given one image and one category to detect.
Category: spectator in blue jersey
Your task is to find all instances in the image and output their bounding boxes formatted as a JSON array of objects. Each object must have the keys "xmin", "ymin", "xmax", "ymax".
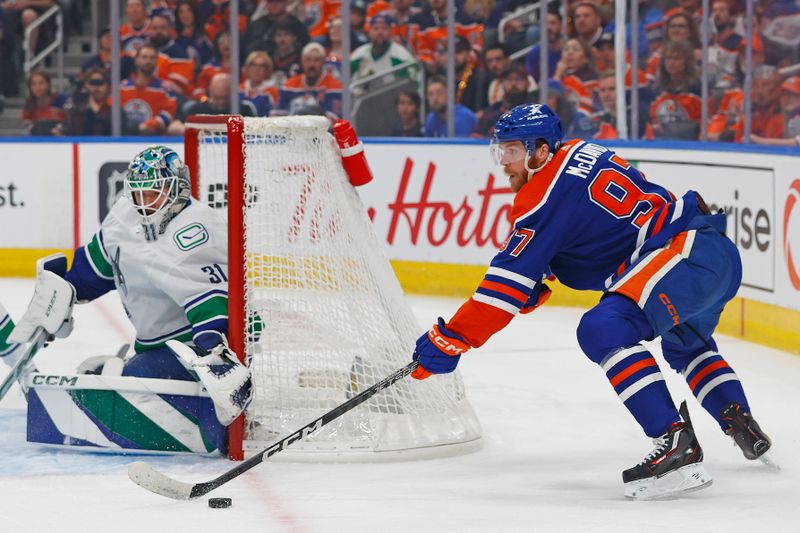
[
  {"xmin": 423, "ymin": 75, "xmax": 476, "ymax": 137},
  {"xmin": 174, "ymin": 0, "xmax": 213, "ymax": 66},
  {"xmin": 524, "ymin": 7, "xmax": 564, "ymax": 83},
  {"xmin": 409, "ymin": 103, "xmax": 774, "ymax": 501},
  {"xmin": 277, "ymin": 42, "xmax": 343, "ymax": 119}
]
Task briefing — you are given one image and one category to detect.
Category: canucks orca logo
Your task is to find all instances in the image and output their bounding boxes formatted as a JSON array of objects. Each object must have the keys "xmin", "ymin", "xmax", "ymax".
[{"xmin": 110, "ymin": 246, "xmax": 128, "ymax": 297}]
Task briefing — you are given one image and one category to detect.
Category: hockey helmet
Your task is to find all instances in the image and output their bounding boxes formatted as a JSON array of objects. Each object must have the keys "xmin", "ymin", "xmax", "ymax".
[
  {"xmin": 125, "ymin": 145, "xmax": 192, "ymax": 241},
  {"xmin": 491, "ymin": 104, "xmax": 563, "ymax": 165}
]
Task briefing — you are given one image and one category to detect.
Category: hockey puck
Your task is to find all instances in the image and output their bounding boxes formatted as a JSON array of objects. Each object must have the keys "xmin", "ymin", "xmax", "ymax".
[{"xmin": 208, "ymin": 497, "xmax": 232, "ymax": 509}]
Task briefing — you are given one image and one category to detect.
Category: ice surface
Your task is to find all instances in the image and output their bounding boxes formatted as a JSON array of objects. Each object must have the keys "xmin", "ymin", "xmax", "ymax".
[{"xmin": 0, "ymin": 278, "xmax": 797, "ymax": 533}]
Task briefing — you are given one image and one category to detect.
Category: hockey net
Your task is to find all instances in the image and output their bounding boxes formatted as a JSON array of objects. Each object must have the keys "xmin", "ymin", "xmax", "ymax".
[{"xmin": 184, "ymin": 115, "xmax": 482, "ymax": 460}]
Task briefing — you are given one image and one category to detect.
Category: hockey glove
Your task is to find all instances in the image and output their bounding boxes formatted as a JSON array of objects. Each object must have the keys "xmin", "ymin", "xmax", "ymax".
[
  {"xmin": 168, "ymin": 339, "xmax": 253, "ymax": 426},
  {"xmin": 10, "ymin": 254, "xmax": 76, "ymax": 344},
  {"xmin": 411, "ymin": 317, "xmax": 471, "ymax": 380},
  {"xmin": 519, "ymin": 282, "xmax": 552, "ymax": 314}
]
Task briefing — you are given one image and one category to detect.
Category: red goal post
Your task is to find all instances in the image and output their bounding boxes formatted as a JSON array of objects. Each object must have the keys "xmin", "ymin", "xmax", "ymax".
[{"xmin": 184, "ymin": 114, "xmax": 247, "ymax": 459}]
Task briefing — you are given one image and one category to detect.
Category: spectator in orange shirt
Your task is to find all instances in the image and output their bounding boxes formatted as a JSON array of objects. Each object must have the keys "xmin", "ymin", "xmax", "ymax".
[
  {"xmin": 22, "ymin": 71, "xmax": 66, "ymax": 135},
  {"xmin": 707, "ymin": 87, "xmax": 744, "ymax": 142},
  {"xmin": 750, "ymin": 64, "xmax": 786, "ymax": 139},
  {"xmin": 647, "ymin": 39, "xmax": 702, "ymax": 140},
  {"xmin": 752, "ymin": 76, "xmax": 800, "ymax": 147},
  {"xmin": 121, "ymin": 43, "xmax": 178, "ymax": 135}
]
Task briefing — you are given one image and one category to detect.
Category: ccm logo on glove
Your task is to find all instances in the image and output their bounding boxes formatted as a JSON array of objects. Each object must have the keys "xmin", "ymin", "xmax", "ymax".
[
  {"xmin": 412, "ymin": 318, "xmax": 471, "ymax": 380},
  {"xmin": 428, "ymin": 323, "xmax": 470, "ymax": 354}
]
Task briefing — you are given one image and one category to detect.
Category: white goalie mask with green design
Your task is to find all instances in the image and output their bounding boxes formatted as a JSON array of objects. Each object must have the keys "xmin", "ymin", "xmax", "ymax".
[{"xmin": 125, "ymin": 146, "xmax": 192, "ymax": 241}]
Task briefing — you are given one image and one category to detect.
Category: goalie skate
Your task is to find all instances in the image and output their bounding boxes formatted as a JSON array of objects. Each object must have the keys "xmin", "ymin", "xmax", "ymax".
[{"xmin": 623, "ymin": 401, "xmax": 712, "ymax": 500}]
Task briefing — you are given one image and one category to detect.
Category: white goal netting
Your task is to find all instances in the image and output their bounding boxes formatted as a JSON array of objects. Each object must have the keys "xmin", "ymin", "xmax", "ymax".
[{"xmin": 190, "ymin": 116, "xmax": 482, "ymax": 460}]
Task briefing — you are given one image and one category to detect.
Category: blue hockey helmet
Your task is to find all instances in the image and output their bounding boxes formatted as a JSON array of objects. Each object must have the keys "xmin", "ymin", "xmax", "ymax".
[
  {"xmin": 491, "ymin": 104, "xmax": 563, "ymax": 164},
  {"xmin": 125, "ymin": 145, "xmax": 192, "ymax": 241}
]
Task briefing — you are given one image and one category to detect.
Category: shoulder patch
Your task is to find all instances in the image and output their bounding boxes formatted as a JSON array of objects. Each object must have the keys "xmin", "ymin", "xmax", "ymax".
[{"xmin": 173, "ymin": 223, "xmax": 209, "ymax": 251}]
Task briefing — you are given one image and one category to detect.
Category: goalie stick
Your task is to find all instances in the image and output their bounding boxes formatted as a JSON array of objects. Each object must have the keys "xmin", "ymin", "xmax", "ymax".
[
  {"xmin": 0, "ymin": 327, "xmax": 49, "ymax": 402},
  {"xmin": 128, "ymin": 360, "xmax": 419, "ymax": 500}
]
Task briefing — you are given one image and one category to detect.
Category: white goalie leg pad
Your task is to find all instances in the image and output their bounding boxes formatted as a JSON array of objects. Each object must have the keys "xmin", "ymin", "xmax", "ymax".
[
  {"xmin": 624, "ymin": 463, "xmax": 713, "ymax": 501},
  {"xmin": 10, "ymin": 270, "xmax": 76, "ymax": 344},
  {"xmin": 167, "ymin": 340, "xmax": 252, "ymax": 426}
]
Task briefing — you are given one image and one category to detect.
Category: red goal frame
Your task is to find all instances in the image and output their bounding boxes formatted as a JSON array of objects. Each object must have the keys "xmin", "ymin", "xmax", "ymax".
[{"xmin": 183, "ymin": 114, "xmax": 246, "ymax": 460}]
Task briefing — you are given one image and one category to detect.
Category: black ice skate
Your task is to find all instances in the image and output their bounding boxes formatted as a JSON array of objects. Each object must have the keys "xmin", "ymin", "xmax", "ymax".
[
  {"xmin": 720, "ymin": 402, "xmax": 778, "ymax": 470},
  {"xmin": 623, "ymin": 401, "xmax": 712, "ymax": 500}
]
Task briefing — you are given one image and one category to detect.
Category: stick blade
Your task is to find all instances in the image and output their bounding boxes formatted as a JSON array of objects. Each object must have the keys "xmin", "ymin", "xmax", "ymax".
[{"xmin": 128, "ymin": 461, "xmax": 195, "ymax": 500}]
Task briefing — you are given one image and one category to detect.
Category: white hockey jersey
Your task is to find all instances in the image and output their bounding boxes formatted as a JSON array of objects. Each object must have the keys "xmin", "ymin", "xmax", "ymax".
[{"xmin": 70, "ymin": 198, "xmax": 229, "ymax": 353}]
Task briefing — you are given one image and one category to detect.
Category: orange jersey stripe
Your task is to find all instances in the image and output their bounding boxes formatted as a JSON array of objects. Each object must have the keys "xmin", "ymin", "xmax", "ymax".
[
  {"xmin": 510, "ymin": 139, "xmax": 583, "ymax": 224},
  {"xmin": 609, "ymin": 358, "xmax": 657, "ymax": 388},
  {"xmin": 448, "ymin": 298, "xmax": 515, "ymax": 348},
  {"xmin": 478, "ymin": 280, "xmax": 528, "ymax": 304},
  {"xmin": 689, "ymin": 360, "xmax": 730, "ymax": 390},
  {"xmin": 615, "ymin": 248, "xmax": 679, "ymax": 304}
]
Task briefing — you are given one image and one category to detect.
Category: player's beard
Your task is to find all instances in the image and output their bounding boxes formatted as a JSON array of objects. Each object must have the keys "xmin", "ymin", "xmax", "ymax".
[{"xmin": 505, "ymin": 168, "xmax": 528, "ymax": 193}]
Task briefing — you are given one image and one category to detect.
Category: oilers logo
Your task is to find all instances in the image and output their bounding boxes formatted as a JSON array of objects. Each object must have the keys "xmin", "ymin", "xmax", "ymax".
[
  {"xmin": 123, "ymin": 98, "xmax": 154, "ymax": 125},
  {"xmin": 655, "ymin": 97, "xmax": 689, "ymax": 126}
]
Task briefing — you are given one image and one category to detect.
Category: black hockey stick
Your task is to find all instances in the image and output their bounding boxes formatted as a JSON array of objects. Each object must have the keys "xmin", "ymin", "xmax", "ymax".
[{"xmin": 128, "ymin": 360, "xmax": 419, "ymax": 500}]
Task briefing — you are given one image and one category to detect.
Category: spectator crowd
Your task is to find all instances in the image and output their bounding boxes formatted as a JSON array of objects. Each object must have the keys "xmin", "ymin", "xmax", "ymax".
[{"xmin": 1, "ymin": 0, "xmax": 798, "ymax": 146}]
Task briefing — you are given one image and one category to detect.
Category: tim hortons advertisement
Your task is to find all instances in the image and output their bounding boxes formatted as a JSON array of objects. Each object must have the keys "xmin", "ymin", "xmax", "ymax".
[
  {"xmin": 0, "ymin": 143, "xmax": 73, "ymax": 249},
  {"xmin": 359, "ymin": 143, "xmax": 514, "ymax": 265}
]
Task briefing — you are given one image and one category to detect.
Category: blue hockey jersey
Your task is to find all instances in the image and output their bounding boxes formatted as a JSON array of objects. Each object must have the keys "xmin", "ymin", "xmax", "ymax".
[{"xmin": 449, "ymin": 138, "xmax": 701, "ymax": 347}]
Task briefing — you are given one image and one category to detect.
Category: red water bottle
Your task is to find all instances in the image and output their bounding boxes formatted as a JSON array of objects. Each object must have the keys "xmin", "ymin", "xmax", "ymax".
[{"xmin": 333, "ymin": 120, "xmax": 374, "ymax": 186}]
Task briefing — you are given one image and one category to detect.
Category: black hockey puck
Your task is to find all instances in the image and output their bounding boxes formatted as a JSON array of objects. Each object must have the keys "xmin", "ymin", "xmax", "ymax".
[{"xmin": 208, "ymin": 497, "xmax": 232, "ymax": 509}]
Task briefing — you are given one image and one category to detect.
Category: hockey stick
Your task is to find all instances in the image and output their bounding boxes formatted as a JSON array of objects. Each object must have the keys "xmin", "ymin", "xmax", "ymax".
[
  {"xmin": 0, "ymin": 327, "xmax": 49, "ymax": 402},
  {"xmin": 128, "ymin": 360, "xmax": 419, "ymax": 500}
]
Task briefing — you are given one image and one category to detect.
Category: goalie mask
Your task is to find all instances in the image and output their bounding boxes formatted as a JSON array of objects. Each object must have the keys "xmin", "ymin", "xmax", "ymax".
[{"xmin": 125, "ymin": 146, "xmax": 192, "ymax": 241}]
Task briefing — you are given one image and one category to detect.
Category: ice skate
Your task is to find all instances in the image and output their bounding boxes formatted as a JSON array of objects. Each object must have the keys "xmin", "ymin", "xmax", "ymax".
[
  {"xmin": 623, "ymin": 401, "xmax": 712, "ymax": 500},
  {"xmin": 720, "ymin": 402, "xmax": 779, "ymax": 470}
]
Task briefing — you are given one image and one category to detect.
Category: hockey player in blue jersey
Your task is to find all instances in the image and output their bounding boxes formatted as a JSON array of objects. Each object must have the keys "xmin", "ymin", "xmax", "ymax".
[
  {"xmin": 411, "ymin": 103, "xmax": 773, "ymax": 500},
  {"xmin": 6, "ymin": 146, "xmax": 251, "ymax": 454}
]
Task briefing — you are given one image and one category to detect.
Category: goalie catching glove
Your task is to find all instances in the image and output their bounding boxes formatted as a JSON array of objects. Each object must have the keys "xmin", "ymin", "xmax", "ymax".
[
  {"xmin": 411, "ymin": 317, "xmax": 471, "ymax": 380},
  {"xmin": 167, "ymin": 339, "xmax": 252, "ymax": 426},
  {"xmin": 10, "ymin": 254, "xmax": 76, "ymax": 345}
]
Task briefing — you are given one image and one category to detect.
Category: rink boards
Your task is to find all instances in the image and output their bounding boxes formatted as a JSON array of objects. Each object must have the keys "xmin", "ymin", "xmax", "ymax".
[{"xmin": 0, "ymin": 137, "xmax": 797, "ymax": 353}]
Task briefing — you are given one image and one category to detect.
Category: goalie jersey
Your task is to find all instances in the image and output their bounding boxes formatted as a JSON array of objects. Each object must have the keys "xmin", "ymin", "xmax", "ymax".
[
  {"xmin": 449, "ymin": 139, "xmax": 702, "ymax": 348},
  {"xmin": 65, "ymin": 198, "xmax": 229, "ymax": 353}
]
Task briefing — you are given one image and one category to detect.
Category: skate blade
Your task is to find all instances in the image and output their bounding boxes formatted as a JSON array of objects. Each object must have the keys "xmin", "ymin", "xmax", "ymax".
[
  {"xmin": 757, "ymin": 451, "xmax": 781, "ymax": 472},
  {"xmin": 624, "ymin": 463, "xmax": 713, "ymax": 501}
]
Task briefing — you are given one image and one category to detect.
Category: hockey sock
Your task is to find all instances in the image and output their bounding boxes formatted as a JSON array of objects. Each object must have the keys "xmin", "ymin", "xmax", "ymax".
[
  {"xmin": 681, "ymin": 350, "xmax": 750, "ymax": 430},
  {"xmin": 600, "ymin": 344, "xmax": 680, "ymax": 437}
]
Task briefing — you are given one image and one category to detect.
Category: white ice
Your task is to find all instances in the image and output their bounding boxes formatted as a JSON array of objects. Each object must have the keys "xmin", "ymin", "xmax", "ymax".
[{"xmin": 0, "ymin": 277, "xmax": 798, "ymax": 533}]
